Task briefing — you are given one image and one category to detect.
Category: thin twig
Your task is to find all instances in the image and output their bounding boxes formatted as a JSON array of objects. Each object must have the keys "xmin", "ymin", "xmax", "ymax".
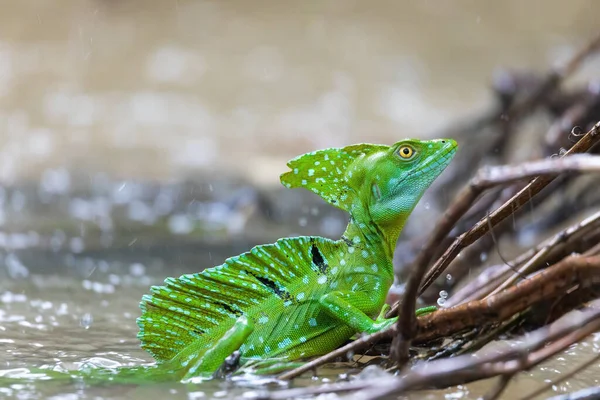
[
  {"xmin": 487, "ymin": 209, "xmax": 600, "ymax": 297},
  {"xmin": 447, "ymin": 218, "xmax": 600, "ymax": 307}
]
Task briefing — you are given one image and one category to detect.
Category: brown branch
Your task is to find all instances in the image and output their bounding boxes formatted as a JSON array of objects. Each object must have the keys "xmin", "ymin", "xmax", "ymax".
[
  {"xmin": 415, "ymin": 255, "xmax": 600, "ymax": 342},
  {"xmin": 389, "ymin": 127, "xmax": 600, "ymax": 321},
  {"xmin": 447, "ymin": 210, "xmax": 600, "ymax": 307},
  {"xmin": 420, "ymin": 126, "xmax": 600, "ymax": 297},
  {"xmin": 505, "ymin": 31, "xmax": 600, "ymax": 122},
  {"xmin": 487, "ymin": 209, "xmax": 600, "ymax": 297},
  {"xmin": 271, "ymin": 305, "xmax": 600, "ymax": 399},
  {"xmin": 278, "ymin": 255, "xmax": 600, "ymax": 381},
  {"xmin": 482, "ymin": 374, "xmax": 515, "ymax": 400},
  {"xmin": 390, "ymin": 123, "xmax": 600, "ymax": 366}
]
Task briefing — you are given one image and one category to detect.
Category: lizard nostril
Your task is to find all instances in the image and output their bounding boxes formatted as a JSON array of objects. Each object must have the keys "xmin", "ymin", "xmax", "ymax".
[{"xmin": 441, "ymin": 140, "xmax": 446, "ymax": 144}]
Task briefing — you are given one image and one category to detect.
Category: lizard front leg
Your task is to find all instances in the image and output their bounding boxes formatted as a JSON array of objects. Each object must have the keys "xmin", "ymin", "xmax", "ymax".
[
  {"xmin": 319, "ymin": 292, "xmax": 437, "ymax": 335},
  {"xmin": 319, "ymin": 291, "xmax": 396, "ymax": 334}
]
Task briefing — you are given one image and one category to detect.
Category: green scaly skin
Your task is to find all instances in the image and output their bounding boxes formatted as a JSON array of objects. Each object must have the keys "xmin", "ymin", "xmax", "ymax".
[{"xmin": 2, "ymin": 138, "xmax": 457, "ymax": 385}]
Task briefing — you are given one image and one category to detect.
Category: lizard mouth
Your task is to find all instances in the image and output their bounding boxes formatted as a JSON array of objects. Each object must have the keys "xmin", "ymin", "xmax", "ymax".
[
  {"xmin": 392, "ymin": 140, "xmax": 457, "ymax": 190},
  {"xmin": 413, "ymin": 139, "xmax": 457, "ymax": 177}
]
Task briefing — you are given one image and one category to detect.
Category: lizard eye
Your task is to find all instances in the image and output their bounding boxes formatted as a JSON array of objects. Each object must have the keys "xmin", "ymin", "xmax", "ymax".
[{"xmin": 398, "ymin": 145, "xmax": 415, "ymax": 159}]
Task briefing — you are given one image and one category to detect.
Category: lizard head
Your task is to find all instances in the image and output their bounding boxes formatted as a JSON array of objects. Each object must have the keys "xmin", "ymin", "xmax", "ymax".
[
  {"xmin": 359, "ymin": 138, "xmax": 457, "ymax": 233},
  {"xmin": 280, "ymin": 138, "xmax": 456, "ymax": 236}
]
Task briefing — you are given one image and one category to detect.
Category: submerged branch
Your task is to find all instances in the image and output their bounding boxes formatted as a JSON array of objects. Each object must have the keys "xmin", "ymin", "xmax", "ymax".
[
  {"xmin": 271, "ymin": 305, "xmax": 600, "ymax": 399},
  {"xmin": 278, "ymin": 255, "xmax": 600, "ymax": 380}
]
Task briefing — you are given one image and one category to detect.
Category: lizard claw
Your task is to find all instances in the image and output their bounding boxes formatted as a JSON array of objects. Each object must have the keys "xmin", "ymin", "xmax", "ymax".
[
  {"xmin": 376, "ymin": 304, "xmax": 391, "ymax": 321},
  {"xmin": 366, "ymin": 316, "xmax": 398, "ymax": 334}
]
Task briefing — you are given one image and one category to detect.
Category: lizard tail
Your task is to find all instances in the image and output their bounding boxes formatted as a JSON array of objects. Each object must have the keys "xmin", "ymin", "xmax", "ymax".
[{"xmin": 136, "ymin": 236, "xmax": 334, "ymax": 362}]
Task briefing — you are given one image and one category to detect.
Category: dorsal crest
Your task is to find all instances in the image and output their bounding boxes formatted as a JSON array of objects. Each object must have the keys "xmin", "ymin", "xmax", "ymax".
[{"xmin": 280, "ymin": 144, "xmax": 388, "ymax": 211}]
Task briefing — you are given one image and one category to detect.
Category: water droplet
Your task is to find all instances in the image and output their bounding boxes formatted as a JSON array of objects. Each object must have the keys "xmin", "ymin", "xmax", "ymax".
[
  {"xmin": 480, "ymin": 252, "xmax": 488, "ymax": 262},
  {"xmin": 168, "ymin": 214, "xmax": 194, "ymax": 234},
  {"xmin": 188, "ymin": 391, "xmax": 207, "ymax": 400},
  {"xmin": 5, "ymin": 253, "xmax": 29, "ymax": 279},
  {"xmin": 439, "ymin": 290, "xmax": 448, "ymax": 299},
  {"xmin": 446, "ymin": 274, "xmax": 453, "ymax": 282},
  {"xmin": 437, "ymin": 297, "xmax": 446, "ymax": 306},
  {"xmin": 80, "ymin": 313, "xmax": 93, "ymax": 329},
  {"xmin": 70, "ymin": 237, "xmax": 85, "ymax": 253},
  {"xmin": 298, "ymin": 217, "xmax": 307, "ymax": 227},
  {"xmin": 129, "ymin": 263, "xmax": 146, "ymax": 277},
  {"xmin": 424, "ymin": 202, "xmax": 430, "ymax": 210}
]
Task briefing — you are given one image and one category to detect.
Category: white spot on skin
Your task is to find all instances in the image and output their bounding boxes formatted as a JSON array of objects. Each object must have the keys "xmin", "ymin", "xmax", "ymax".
[
  {"xmin": 371, "ymin": 264, "xmax": 378, "ymax": 272},
  {"xmin": 318, "ymin": 275, "xmax": 327, "ymax": 284},
  {"xmin": 278, "ymin": 337, "xmax": 292, "ymax": 349},
  {"xmin": 302, "ymin": 180, "xmax": 307, "ymax": 185},
  {"xmin": 294, "ymin": 168, "xmax": 299, "ymax": 174},
  {"xmin": 340, "ymin": 259, "xmax": 346, "ymax": 266},
  {"xmin": 348, "ymin": 247, "xmax": 355, "ymax": 254},
  {"xmin": 331, "ymin": 267, "xmax": 338, "ymax": 275},
  {"xmin": 297, "ymin": 292, "xmax": 305, "ymax": 301},
  {"xmin": 308, "ymin": 169, "xmax": 315, "ymax": 176},
  {"xmin": 300, "ymin": 336, "xmax": 307, "ymax": 343},
  {"xmin": 302, "ymin": 276, "xmax": 309, "ymax": 284},
  {"xmin": 309, "ymin": 318, "xmax": 318, "ymax": 327},
  {"xmin": 258, "ymin": 315, "xmax": 269, "ymax": 324},
  {"xmin": 362, "ymin": 250, "xmax": 369, "ymax": 258},
  {"xmin": 353, "ymin": 236, "xmax": 361, "ymax": 244}
]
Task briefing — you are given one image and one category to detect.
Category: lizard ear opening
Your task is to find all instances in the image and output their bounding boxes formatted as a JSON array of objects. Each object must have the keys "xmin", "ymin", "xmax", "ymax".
[{"xmin": 280, "ymin": 144, "xmax": 388, "ymax": 212}]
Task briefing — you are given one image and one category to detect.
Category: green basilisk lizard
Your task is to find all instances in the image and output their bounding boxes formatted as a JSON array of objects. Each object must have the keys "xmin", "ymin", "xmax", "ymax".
[{"xmin": 3, "ymin": 138, "xmax": 457, "ymax": 384}]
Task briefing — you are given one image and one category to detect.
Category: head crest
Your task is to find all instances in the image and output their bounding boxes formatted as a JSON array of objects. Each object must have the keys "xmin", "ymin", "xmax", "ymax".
[{"xmin": 280, "ymin": 144, "xmax": 387, "ymax": 211}]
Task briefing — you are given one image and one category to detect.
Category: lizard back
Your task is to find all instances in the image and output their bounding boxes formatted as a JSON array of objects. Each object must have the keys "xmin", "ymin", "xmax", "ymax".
[{"xmin": 137, "ymin": 235, "xmax": 339, "ymax": 362}]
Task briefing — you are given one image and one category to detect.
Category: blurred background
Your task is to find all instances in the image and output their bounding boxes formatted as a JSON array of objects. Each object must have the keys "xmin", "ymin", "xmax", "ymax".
[{"xmin": 2, "ymin": 1, "xmax": 600, "ymax": 398}]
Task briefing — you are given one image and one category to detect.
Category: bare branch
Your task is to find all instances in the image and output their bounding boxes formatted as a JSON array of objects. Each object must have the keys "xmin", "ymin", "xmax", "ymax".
[
  {"xmin": 278, "ymin": 255, "xmax": 600, "ymax": 381},
  {"xmin": 271, "ymin": 306, "xmax": 600, "ymax": 399}
]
